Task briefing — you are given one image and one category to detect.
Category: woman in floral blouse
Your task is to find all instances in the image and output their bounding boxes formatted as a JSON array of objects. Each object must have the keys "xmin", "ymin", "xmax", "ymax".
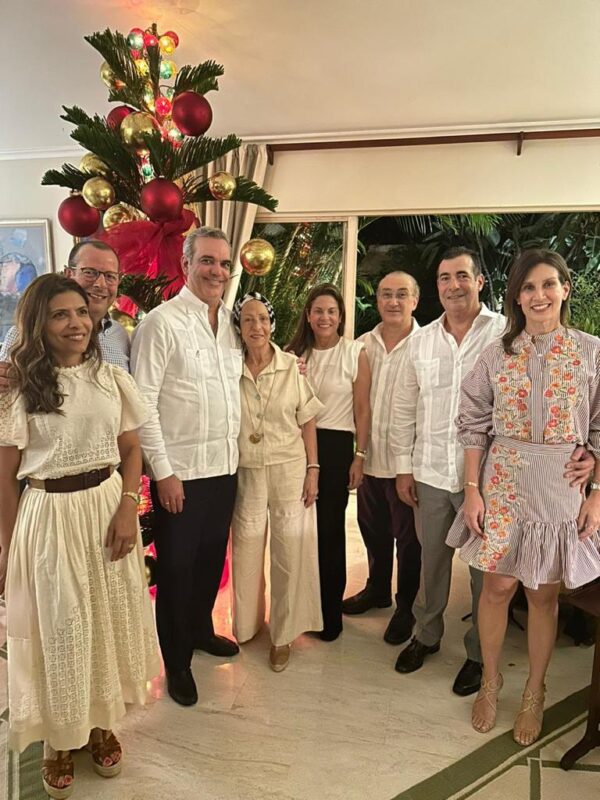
[{"xmin": 447, "ymin": 249, "xmax": 600, "ymax": 746}]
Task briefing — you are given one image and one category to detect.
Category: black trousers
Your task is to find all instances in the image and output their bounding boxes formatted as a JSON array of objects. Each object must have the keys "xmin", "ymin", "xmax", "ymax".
[
  {"xmin": 357, "ymin": 474, "xmax": 421, "ymax": 618},
  {"xmin": 151, "ymin": 473, "xmax": 237, "ymax": 672},
  {"xmin": 316, "ymin": 429, "xmax": 354, "ymax": 635}
]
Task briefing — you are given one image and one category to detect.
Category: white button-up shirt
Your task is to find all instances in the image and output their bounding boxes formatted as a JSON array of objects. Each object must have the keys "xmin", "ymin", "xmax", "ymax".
[
  {"xmin": 390, "ymin": 305, "xmax": 506, "ymax": 492},
  {"xmin": 358, "ymin": 320, "xmax": 419, "ymax": 479},
  {"xmin": 130, "ymin": 286, "xmax": 242, "ymax": 481}
]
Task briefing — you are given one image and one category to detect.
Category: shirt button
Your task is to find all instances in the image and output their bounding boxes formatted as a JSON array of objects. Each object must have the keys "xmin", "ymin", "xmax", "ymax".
[
  {"xmin": 257, "ymin": 413, "xmax": 263, "ymax": 419},
  {"xmin": 255, "ymin": 394, "xmax": 260, "ymax": 400}
]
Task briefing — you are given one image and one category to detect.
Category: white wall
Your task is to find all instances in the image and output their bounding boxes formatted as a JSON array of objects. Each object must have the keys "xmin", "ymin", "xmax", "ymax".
[
  {"xmin": 261, "ymin": 138, "xmax": 600, "ymax": 217},
  {"xmin": 0, "ymin": 157, "xmax": 74, "ymax": 270}
]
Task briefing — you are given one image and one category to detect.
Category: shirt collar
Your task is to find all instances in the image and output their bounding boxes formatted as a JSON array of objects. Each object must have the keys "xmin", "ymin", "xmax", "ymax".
[
  {"xmin": 242, "ymin": 342, "xmax": 289, "ymax": 379},
  {"xmin": 371, "ymin": 319, "xmax": 420, "ymax": 352},
  {"xmin": 100, "ymin": 314, "xmax": 113, "ymax": 332},
  {"xmin": 435, "ymin": 302, "xmax": 496, "ymax": 330},
  {"xmin": 178, "ymin": 285, "xmax": 229, "ymax": 318}
]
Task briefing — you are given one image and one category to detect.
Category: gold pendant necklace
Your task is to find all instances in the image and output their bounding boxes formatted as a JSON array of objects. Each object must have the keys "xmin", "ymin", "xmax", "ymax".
[{"xmin": 243, "ymin": 365, "xmax": 277, "ymax": 444}]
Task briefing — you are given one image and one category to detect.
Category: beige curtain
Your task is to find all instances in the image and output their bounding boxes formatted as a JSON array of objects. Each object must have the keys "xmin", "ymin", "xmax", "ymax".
[{"xmin": 192, "ymin": 143, "xmax": 269, "ymax": 307}]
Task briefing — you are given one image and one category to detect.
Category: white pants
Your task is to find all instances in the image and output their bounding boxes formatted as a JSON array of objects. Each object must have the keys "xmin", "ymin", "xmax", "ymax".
[{"xmin": 232, "ymin": 458, "xmax": 323, "ymax": 646}]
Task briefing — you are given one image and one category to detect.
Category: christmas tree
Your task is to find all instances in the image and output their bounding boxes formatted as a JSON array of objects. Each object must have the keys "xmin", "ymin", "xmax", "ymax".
[{"xmin": 42, "ymin": 23, "xmax": 278, "ymax": 308}]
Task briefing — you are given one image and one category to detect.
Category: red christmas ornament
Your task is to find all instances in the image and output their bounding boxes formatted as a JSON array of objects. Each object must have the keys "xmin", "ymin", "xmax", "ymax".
[
  {"xmin": 172, "ymin": 92, "xmax": 212, "ymax": 137},
  {"xmin": 163, "ymin": 30, "xmax": 179, "ymax": 47},
  {"xmin": 140, "ymin": 178, "xmax": 184, "ymax": 223},
  {"xmin": 107, "ymin": 105, "xmax": 134, "ymax": 130},
  {"xmin": 58, "ymin": 195, "xmax": 101, "ymax": 237},
  {"xmin": 143, "ymin": 32, "xmax": 158, "ymax": 48},
  {"xmin": 155, "ymin": 96, "xmax": 172, "ymax": 117}
]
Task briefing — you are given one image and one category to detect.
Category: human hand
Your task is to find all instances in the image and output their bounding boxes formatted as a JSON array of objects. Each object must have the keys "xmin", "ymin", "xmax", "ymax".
[
  {"xmin": 157, "ymin": 474, "xmax": 185, "ymax": 513},
  {"xmin": 565, "ymin": 446, "xmax": 595, "ymax": 492},
  {"xmin": 296, "ymin": 355, "xmax": 307, "ymax": 377},
  {"xmin": 463, "ymin": 487, "xmax": 485, "ymax": 537},
  {"xmin": 396, "ymin": 474, "xmax": 418, "ymax": 507},
  {"xmin": 348, "ymin": 456, "xmax": 364, "ymax": 490},
  {"xmin": 577, "ymin": 493, "xmax": 600, "ymax": 540},
  {"xmin": 105, "ymin": 502, "xmax": 138, "ymax": 561},
  {"xmin": 302, "ymin": 469, "xmax": 319, "ymax": 507}
]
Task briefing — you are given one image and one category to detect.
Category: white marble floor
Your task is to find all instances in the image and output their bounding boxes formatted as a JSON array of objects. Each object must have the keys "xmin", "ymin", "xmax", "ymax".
[{"xmin": 1, "ymin": 495, "xmax": 597, "ymax": 800}]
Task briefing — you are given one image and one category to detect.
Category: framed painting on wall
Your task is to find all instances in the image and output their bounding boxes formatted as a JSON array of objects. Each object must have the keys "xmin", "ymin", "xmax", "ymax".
[{"xmin": 0, "ymin": 219, "xmax": 53, "ymax": 343}]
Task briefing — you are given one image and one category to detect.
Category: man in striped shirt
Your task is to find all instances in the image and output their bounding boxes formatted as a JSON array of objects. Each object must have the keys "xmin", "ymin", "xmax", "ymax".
[{"xmin": 0, "ymin": 240, "xmax": 130, "ymax": 372}]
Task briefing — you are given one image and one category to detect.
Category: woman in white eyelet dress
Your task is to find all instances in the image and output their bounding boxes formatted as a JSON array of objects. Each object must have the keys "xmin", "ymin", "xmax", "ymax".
[{"xmin": 0, "ymin": 275, "xmax": 159, "ymax": 797}]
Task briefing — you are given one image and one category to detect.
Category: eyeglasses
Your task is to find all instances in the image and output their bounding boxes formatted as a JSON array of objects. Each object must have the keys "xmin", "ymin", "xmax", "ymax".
[
  {"xmin": 75, "ymin": 267, "xmax": 120, "ymax": 286},
  {"xmin": 378, "ymin": 289, "xmax": 412, "ymax": 301}
]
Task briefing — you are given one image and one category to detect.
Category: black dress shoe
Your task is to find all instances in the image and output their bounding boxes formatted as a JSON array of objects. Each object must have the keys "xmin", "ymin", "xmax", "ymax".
[
  {"xmin": 383, "ymin": 610, "xmax": 415, "ymax": 646},
  {"xmin": 452, "ymin": 658, "xmax": 482, "ymax": 696},
  {"xmin": 394, "ymin": 637, "xmax": 440, "ymax": 673},
  {"xmin": 196, "ymin": 635, "xmax": 240, "ymax": 657},
  {"xmin": 342, "ymin": 587, "xmax": 392, "ymax": 615},
  {"xmin": 166, "ymin": 668, "xmax": 198, "ymax": 706}
]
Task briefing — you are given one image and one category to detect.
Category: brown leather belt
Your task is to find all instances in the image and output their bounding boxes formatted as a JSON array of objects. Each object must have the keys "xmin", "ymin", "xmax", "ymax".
[{"xmin": 28, "ymin": 466, "xmax": 114, "ymax": 493}]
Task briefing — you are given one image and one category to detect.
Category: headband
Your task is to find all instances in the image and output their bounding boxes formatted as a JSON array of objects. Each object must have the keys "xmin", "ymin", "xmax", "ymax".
[{"xmin": 232, "ymin": 291, "xmax": 276, "ymax": 334}]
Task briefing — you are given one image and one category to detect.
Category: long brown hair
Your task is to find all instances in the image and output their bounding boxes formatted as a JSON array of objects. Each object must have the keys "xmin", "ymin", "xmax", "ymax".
[
  {"xmin": 10, "ymin": 274, "xmax": 101, "ymax": 413},
  {"xmin": 286, "ymin": 283, "xmax": 346, "ymax": 361},
  {"xmin": 502, "ymin": 249, "xmax": 571, "ymax": 354}
]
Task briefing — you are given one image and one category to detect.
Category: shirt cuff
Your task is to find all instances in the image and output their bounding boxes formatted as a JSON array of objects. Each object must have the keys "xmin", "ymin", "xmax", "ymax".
[
  {"xmin": 148, "ymin": 456, "xmax": 174, "ymax": 482},
  {"xmin": 458, "ymin": 432, "xmax": 490, "ymax": 449},
  {"xmin": 394, "ymin": 455, "xmax": 413, "ymax": 475}
]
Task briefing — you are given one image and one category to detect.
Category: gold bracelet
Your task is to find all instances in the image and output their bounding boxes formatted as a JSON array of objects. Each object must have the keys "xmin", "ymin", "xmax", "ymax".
[
  {"xmin": 463, "ymin": 481, "xmax": 479, "ymax": 489},
  {"xmin": 355, "ymin": 449, "xmax": 367, "ymax": 459},
  {"xmin": 306, "ymin": 464, "xmax": 320, "ymax": 470},
  {"xmin": 122, "ymin": 491, "xmax": 140, "ymax": 505}
]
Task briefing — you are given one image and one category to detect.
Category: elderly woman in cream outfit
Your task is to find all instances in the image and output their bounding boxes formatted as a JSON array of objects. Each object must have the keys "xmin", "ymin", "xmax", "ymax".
[{"xmin": 231, "ymin": 292, "xmax": 323, "ymax": 672}]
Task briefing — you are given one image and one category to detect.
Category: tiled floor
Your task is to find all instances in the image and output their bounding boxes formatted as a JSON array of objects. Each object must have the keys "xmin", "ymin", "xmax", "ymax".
[{"xmin": 1, "ymin": 495, "xmax": 598, "ymax": 799}]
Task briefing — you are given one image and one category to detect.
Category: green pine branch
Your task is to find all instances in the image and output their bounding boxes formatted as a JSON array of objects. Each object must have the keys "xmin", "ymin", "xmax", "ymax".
[
  {"xmin": 61, "ymin": 105, "xmax": 107, "ymax": 128},
  {"xmin": 172, "ymin": 134, "xmax": 241, "ymax": 180},
  {"xmin": 41, "ymin": 165, "xmax": 89, "ymax": 191},
  {"xmin": 173, "ymin": 62, "xmax": 224, "ymax": 95},
  {"xmin": 85, "ymin": 29, "xmax": 148, "ymax": 108},
  {"xmin": 118, "ymin": 273, "xmax": 176, "ymax": 313},
  {"xmin": 183, "ymin": 175, "xmax": 278, "ymax": 212},
  {"xmin": 141, "ymin": 132, "xmax": 177, "ymax": 180}
]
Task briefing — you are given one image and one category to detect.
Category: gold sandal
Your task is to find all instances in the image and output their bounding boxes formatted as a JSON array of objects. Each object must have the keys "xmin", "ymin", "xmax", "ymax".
[
  {"xmin": 513, "ymin": 685, "xmax": 545, "ymax": 746},
  {"xmin": 471, "ymin": 673, "xmax": 503, "ymax": 733},
  {"xmin": 41, "ymin": 749, "xmax": 74, "ymax": 799},
  {"xmin": 86, "ymin": 729, "xmax": 122, "ymax": 777}
]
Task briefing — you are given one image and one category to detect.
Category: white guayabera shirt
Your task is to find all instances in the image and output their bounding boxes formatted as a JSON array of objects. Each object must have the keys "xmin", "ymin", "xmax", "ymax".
[
  {"xmin": 357, "ymin": 319, "xmax": 419, "ymax": 479},
  {"xmin": 390, "ymin": 304, "xmax": 506, "ymax": 493},
  {"xmin": 131, "ymin": 285, "xmax": 242, "ymax": 481}
]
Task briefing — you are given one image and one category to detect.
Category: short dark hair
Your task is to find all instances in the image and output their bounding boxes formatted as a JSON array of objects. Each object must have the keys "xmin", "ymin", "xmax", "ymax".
[
  {"xmin": 438, "ymin": 246, "xmax": 481, "ymax": 278},
  {"xmin": 67, "ymin": 240, "xmax": 120, "ymax": 270}
]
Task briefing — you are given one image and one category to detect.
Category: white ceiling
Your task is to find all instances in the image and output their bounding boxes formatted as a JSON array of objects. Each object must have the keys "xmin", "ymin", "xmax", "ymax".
[{"xmin": 3, "ymin": 0, "xmax": 600, "ymax": 158}]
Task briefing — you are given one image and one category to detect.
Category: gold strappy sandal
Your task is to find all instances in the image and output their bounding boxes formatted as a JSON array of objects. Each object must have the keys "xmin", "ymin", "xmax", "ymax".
[
  {"xmin": 471, "ymin": 673, "xmax": 503, "ymax": 733},
  {"xmin": 86, "ymin": 729, "xmax": 122, "ymax": 777},
  {"xmin": 513, "ymin": 685, "xmax": 545, "ymax": 746},
  {"xmin": 41, "ymin": 749, "xmax": 74, "ymax": 799}
]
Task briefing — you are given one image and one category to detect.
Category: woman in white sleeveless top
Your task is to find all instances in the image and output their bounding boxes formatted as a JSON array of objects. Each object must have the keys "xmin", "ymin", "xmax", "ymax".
[{"xmin": 288, "ymin": 284, "xmax": 371, "ymax": 640}]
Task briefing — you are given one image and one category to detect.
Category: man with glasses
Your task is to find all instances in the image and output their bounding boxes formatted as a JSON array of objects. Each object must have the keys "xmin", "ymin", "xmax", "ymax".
[
  {"xmin": 0, "ymin": 240, "xmax": 130, "ymax": 372},
  {"xmin": 342, "ymin": 272, "xmax": 422, "ymax": 647},
  {"xmin": 130, "ymin": 227, "xmax": 240, "ymax": 708}
]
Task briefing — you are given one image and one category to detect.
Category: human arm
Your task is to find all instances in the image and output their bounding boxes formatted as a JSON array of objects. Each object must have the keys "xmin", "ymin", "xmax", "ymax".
[
  {"xmin": 391, "ymin": 343, "xmax": 420, "ymax": 506},
  {"xmin": 105, "ymin": 430, "xmax": 142, "ymax": 561},
  {"xmin": 462, "ymin": 448, "xmax": 486, "ymax": 537},
  {"xmin": 0, "ymin": 446, "xmax": 21, "ymax": 593},
  {"xmin": 0, "ymin": 326, "xmax": 19, "ymax": 392},
  {"xmin": 349, "ymin": 349, "xmax": 371, "ymax": 490},
  {"xmin": 578, "ymin": 352, "xmax": 600, "ymax": 537},
  {"xmin": 301, "ymin": 418, "xmax": 319, "ymax": 507},
  {"xmin": 130, "ymin": 315, "xmax": 184, "ymax": 513}
]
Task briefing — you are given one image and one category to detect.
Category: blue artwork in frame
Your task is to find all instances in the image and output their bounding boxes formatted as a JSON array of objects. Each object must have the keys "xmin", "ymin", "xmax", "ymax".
[{"xmin": 0, "ymin": 219, "xmax": 53, "ymax": 343}]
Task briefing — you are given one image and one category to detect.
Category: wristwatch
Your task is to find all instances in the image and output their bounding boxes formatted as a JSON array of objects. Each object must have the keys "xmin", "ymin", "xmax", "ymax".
[{"xmin": 590, "ymin": 482, "xmax": 600, "ymax": 492}]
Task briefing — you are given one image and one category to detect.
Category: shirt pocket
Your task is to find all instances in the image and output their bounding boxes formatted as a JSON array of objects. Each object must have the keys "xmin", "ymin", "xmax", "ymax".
[{"xmin": 413, "ymin": 358, "xmax": 440, "ymax": 391}]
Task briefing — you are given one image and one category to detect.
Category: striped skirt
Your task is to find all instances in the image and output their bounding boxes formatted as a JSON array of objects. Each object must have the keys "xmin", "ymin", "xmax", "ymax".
[{"xmin": 446, "ymin": 436, "xmax": 600, "ymax": 589}]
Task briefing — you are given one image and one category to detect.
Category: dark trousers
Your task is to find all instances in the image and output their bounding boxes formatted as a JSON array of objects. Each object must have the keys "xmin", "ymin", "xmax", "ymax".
[
  {"xmin": 151, "ymin": 473, "xmax": 237, "ymax": 672},
  {"xmin": 357, "ymin": 475, "xmax": 421, "ymax": 618},
  {"xmin": 316, "ymin": 429, "xmax": 354, "ymax": 635}
]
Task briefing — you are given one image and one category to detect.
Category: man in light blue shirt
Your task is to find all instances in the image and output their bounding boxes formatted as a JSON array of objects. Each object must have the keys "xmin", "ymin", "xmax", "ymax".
[{"xmin": 0, "ymin": 240, "xmax": 130, "ymax": 371}]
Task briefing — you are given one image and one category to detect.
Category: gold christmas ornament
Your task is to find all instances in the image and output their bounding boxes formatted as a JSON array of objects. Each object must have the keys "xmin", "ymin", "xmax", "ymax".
[
  {"xmin": 240, "ymin": 238, "xmax": 276, "ymax": 277},
  {"xmin": 102, "ymin": 203, "xmax": 140, "ymax": 229},
  {"xmin": 82, "ymin": 177, "xmax": 115, "ymax": 210},
  {"xmin": 120, "ymin": 112, "xmax": 157, "ymax": 149},
  {"xmin": 110, "ymin": 308, "xmax": 137, "ymax": 334},
  {"xmin": 100, "ymin": 61, "xmax": 124, "ymax": 89},
  {"xmin": 79, "ymin": 153, "xmax": 110, "ymax": 177},
  {"xmin": 208, "ymin": 171, "xmax": 236, "ymax": 201}
]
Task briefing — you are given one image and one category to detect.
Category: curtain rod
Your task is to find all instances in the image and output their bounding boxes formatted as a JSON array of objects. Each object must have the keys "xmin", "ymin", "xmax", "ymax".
[{"xmin": 266, "ymin": 128, "xmax": 600, "ymax": 163}]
